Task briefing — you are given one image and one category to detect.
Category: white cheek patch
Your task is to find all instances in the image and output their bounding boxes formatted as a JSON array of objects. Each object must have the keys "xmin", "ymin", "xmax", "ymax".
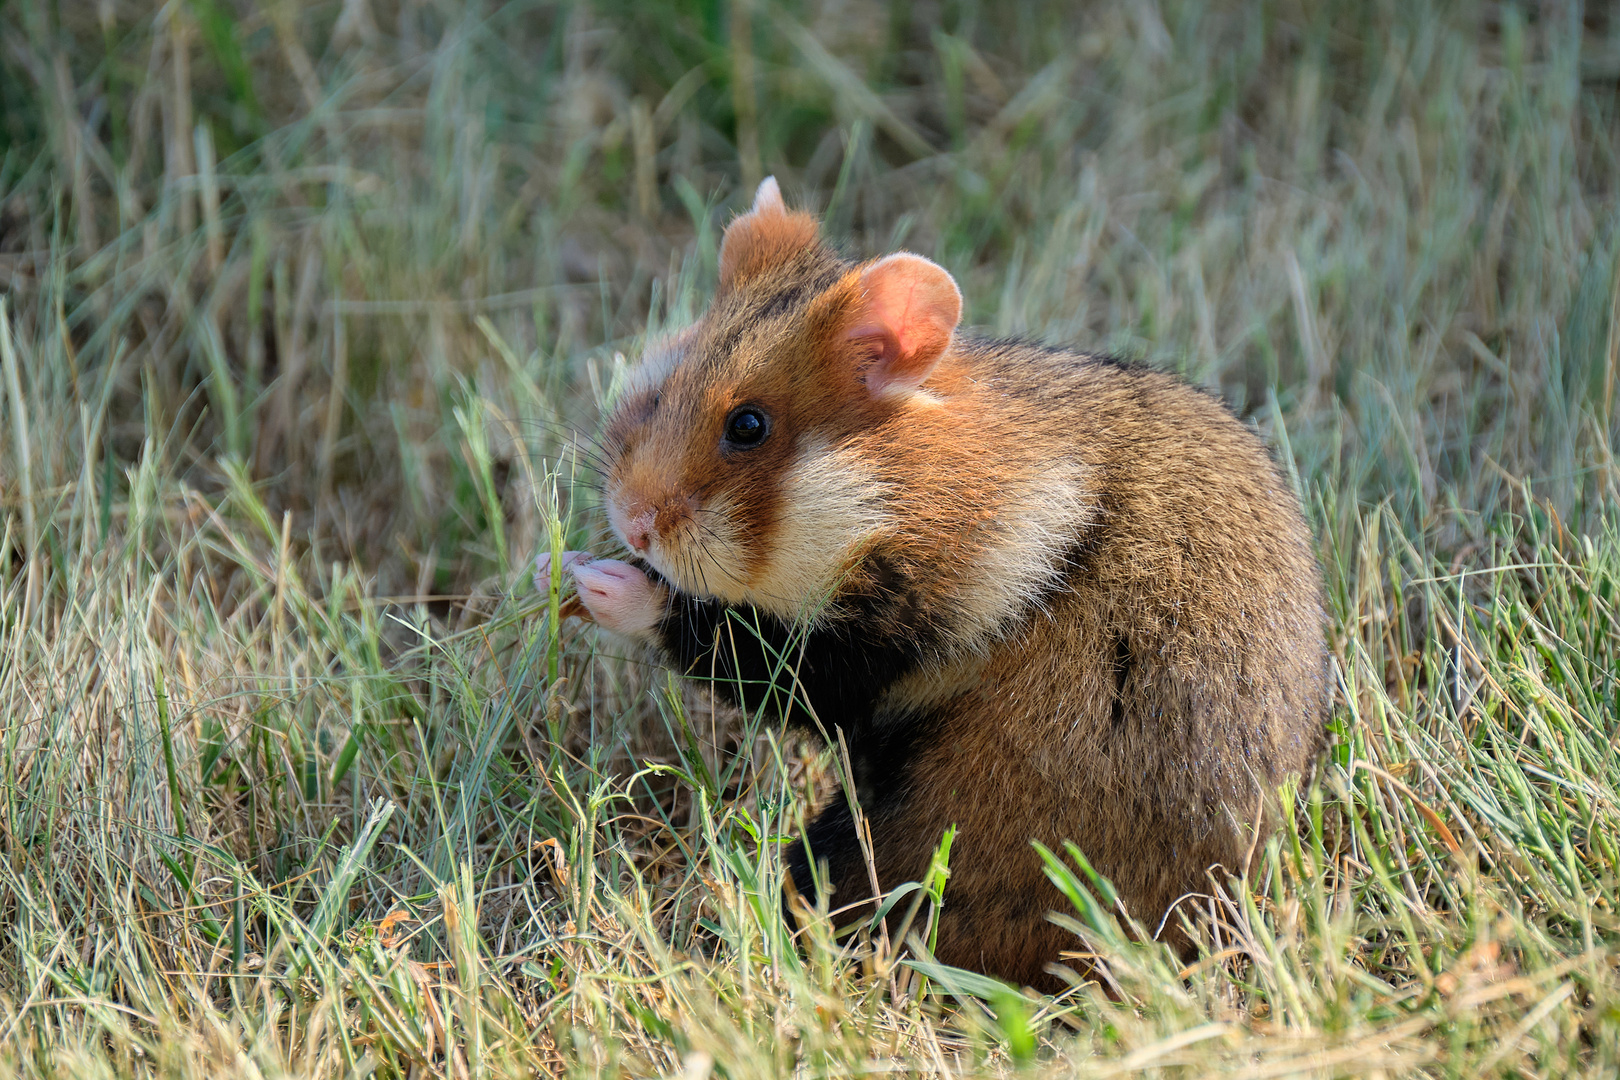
[
  {"xmin": 745, "ymin": 439, "xmax": 890, "ymax": 621},
  {"xmin": 634, "ymin": 429, "xmax": 1088, "ymax": 652},
  {"xmin": 649, "ymin": 438, "xmax": 889, "ymax": 622}
]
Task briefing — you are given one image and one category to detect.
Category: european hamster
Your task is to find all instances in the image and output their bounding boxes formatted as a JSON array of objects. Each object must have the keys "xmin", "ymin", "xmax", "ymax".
[{"xmin": 544, "ymin": 177, "xmax": 1329, "ymax": 989}]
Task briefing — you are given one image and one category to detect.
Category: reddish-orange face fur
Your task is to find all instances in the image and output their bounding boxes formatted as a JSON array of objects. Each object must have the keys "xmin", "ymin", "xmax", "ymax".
[{"xmin": 601, "ymin": 179, "xmax": 966, "ymax": 621}]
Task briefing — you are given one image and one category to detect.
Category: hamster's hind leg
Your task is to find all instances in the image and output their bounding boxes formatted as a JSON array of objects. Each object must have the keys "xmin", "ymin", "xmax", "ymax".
[{"xmin": 785, "ymin": 799, "xmax": 867, "ymax": 919}]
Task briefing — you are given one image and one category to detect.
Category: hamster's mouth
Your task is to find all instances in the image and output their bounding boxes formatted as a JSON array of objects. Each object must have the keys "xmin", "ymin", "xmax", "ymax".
[
  {"xmin": 642, "ymin": 535, "xmax": 755, "ymax": 606},
  {"xmin": 632, "ymin": 517, "xmax": 857, "ymax": 627},
  {"xmin": 606, "ymin": 495, "xmax": 755, "ymax": 607}
]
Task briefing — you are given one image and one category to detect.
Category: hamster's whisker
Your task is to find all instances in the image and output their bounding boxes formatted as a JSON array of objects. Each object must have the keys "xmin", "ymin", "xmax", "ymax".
[
  {"xmin": 687, "ymin": 529, "xmax": 754, "ymax": 595},
  {"xmin": 689, "ymin": 544, "xmax": 716, "ymax": 597},
  {"xmin": 556, "ymin": 445, "xmax": 613, "ymax": 476},
  {"xmin": 517, "ymin": 420, "xmax": 614, "ymax": 464}
]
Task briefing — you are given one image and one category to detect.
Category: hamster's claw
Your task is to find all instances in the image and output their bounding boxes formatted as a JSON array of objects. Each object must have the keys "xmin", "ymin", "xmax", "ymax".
[
  {"xmin": 534, "ymin": 550, "xmax": 593, "ymax": 593},
  {"xmin": 569, "ymin": 558, "xmax": 665, "ymax": 637}
]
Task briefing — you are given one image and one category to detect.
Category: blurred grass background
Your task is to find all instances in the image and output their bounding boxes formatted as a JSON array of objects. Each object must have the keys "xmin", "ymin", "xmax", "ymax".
[{"xmin": 0, "ymin": 0, "xmax": 1618, "ymax": 1076}]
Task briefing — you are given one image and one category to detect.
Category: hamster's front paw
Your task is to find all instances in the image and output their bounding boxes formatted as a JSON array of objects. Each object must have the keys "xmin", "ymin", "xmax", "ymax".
[{"xmin": 569, "ymin": 558, "xmax": 666, "ymax": 637}]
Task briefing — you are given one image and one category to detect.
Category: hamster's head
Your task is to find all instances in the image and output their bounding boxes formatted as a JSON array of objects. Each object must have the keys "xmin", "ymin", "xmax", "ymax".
[{"xmin": 599, "ymin": 177, "xmax": 964, "ymax": 619}]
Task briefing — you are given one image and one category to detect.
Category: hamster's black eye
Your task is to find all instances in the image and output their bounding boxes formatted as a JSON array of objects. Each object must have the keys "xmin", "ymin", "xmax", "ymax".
[{"xmin": 724, "ymin": 407, "xmax": 770, "ymax": 448}]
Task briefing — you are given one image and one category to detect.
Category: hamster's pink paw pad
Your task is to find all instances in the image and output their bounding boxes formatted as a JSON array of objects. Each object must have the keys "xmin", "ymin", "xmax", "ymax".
[{"xmin": 569, "ymin": 559, "xmax": 665, "ymax": 636}]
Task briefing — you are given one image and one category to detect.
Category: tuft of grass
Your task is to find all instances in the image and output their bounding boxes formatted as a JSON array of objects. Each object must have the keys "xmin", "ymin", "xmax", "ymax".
[{"xmin": 0, "ymin": 0, "xmax": 1618, "ymax": 1076}]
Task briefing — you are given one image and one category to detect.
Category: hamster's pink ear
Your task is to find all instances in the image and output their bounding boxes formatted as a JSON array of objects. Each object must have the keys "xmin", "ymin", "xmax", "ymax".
[
  {"xmin": 717, "ymin": 176, "xmax": 820, "ymax": 296},
  {"xmin": 845, "ymin": 253, "xmax": 962, "ymax": 398}
]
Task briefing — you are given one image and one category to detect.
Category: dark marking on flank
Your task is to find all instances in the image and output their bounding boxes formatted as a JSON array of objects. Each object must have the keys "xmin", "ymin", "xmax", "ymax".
[{"xmin": 1111, "ymin": 634, "xmax": 1133, "ymax": 729}]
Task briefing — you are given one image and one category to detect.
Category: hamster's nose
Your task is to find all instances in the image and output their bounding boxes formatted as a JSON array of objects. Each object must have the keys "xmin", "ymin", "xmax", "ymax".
[{"xmin": 623, "ymin": 508, "xmax": 656, "ymax": 552}]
